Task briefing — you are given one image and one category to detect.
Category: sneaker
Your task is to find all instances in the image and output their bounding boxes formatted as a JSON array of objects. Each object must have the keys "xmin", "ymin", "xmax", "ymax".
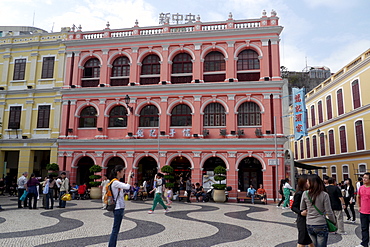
[
  {"xmin": 282, "ymin": 207, "xmax": 286, "ymax": 209},
  {"xmin": 164, "ymin": 208, "xmax": 169, "ymax": 213},
  {"xmin": 276, "ymin": 205, "xmax": 280, "ymax": 208},
  {"xmin": 148, "ymin": 210, "xmax": 153, "ymax": 214},
  {"xmin": 351, "ymin": 220, "xmax": 356, "ymax": 223},
  {"xmin": 355, "ymin": 245, "xmax": 364, "ymax": 247},
  {"xmin": 338, "ymin": 232, "xmax": 347, "ymax": 235}
]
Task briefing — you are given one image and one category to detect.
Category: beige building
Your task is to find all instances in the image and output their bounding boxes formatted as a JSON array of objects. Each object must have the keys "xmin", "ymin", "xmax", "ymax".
[{"xmin": 289, "ymin": 49, "xmax": 370, "ymax": 182}]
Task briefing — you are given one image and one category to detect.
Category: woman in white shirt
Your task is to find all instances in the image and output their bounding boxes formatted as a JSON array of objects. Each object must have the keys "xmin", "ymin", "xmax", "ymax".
[{"xmin": 108, "ymin": 165, "xmax": 132, "ymax": 247}]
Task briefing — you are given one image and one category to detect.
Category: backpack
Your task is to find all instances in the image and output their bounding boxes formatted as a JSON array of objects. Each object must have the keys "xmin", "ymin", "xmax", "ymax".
[
  {"xmin": 161, "ymin": 178, "xmax": 166, "ymax": 188},
  {"xmin": 103, "ymin": 178, "xmax": 119, "ymax": 211}
]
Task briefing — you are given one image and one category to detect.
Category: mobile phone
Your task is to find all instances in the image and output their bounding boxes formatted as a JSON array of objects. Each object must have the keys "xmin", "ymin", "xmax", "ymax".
[{"xmin": 130, "ymin": 172, "xmax": 134, "ymax": 178}]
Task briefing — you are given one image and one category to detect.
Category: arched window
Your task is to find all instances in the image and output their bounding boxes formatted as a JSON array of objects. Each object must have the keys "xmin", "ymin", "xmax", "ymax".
[
  {"xmin": 310, "ymin": 105, "xmax": 315, "ymax": 127},
  {"xmin": 79, "ymin": 106, "xmax": 97, "ymax": 127},
  {"xmin": 237, "ymin": 49, "xmax": 260, "ymax": 81},
  {"xmin": 171, "ymin": 53, "xmax": 192, "ymax": 84},
  {"xmin": 237, "ymin": 102, "xmax": 261, "ymax": 126},
  {"xmin": 320, "ymin": 132, "xmax": 326, "ymax": 156},
  {"xmin": 352, "ymin": 79, "xmax": 361, "ymax": 109},
  {"xmin": 203, "ymin": 103, "xmax": 226, "ymax": 126},
  {"xmin": 139, "ymin": 105, "xmax": 159, "ymax": 127},
  {"xmin": 318, "ymin": 101, "xmax": 323, "ymax": 123},
  {"xmin": 328, "ymin": 129, "xmax": 335, "ymax": 155},
  {"xmin": 337, "ymin": 89, "xmax": 344, "ymax": 115},
  {"xmin": 359, "ymin": 164, "xmax": 367, "ymax": 174},
  {"xmin": 355, "ymin": 120, "xmax": 365, "ymax": 150},
  {"xmin": 326, "ymin": 95, "xmax": 332, "ymax": 120},
  {"xmin": 203, "ymin": 51, "xmax": 225, "ymax": 82},
  {"xmin": 339, "ymin": 126, "xmax": 347, "ymax": 153},
  {"xmin": 322, "ymin": 166, "xmax": 327, "ymax": 177},
  {"xmin": 111, "ymin": 56, "xmax": 130, "ymax": 86},
  {"xmin": 82, "ymin": 58, "xmax": 100, "ymax": 87},
  {"xmin": 331, "ymin": 165, "xmax": 337, "ymax": 181},
  {"xmin": 140, "ymin": 54, "xmax": 160, "ymax": 85},
  {"xmin": 342, "ymin": 165, "xmax": 349, "ymax": 180},
  {"xmin": 171, "ymin": 104, "xmax": 192, "ymax": 126},
  {"xmin": 313, "ymin": 135, "xmax": 318, "ymax": 157},
  {"xmin": 300, "ymin": 139, "xmax": 304, "ymax": 159},
  {"xmin": 306, "ymin": 138, "xmax": 311, "ymax": 158},
  {"xmin": 109, "ymin": 106, "xmax": 127, "ymax": 127}
]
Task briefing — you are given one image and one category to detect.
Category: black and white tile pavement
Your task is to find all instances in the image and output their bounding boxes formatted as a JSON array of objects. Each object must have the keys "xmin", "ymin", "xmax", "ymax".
[{"xmin": 0, "ymin": 197, "xmax": 362, "ymax": 247}]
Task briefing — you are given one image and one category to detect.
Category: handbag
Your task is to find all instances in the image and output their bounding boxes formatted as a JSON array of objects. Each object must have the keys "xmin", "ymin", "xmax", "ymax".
[
  {"xmin": 20, "ymin": 190, "xmax": 28, "ymax": 201},
  {"xmin": 306, "ymin": 191, "xmax": 338, "ymax": 232},
  {"xmin": 43, "ymin": 182, "xmax": 49, "ymax": 194},
  {"xmin": 61, "ymin": 193, "xmax": 72, "ymax": 201}
]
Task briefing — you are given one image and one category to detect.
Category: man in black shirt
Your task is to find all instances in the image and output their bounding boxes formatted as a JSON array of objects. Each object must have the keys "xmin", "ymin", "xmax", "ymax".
[{"xmin": 326, "ymin": 177, "xmax": 347, "ymax": 235}]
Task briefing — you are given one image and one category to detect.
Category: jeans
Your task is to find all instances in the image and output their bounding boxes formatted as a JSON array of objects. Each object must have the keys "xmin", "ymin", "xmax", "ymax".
[
  {"xmin": 360, "ymin": 213, "xmax": 370, "ymax": 247},
  {"xmin": 108, "ymin": 208, "xmax": 125, "ymax": 247},
  {"xmin": 45, "ymin": 188, "xmax": 54, "ymax": 209},
  {"xmin": 28, "ymin": 192, "xmax": 37, "ymax": 209},
  {"xmin": 59, "ymin": 191, "xmax": 66, "ymax": 208},
  {"xmin": 307, "ymin": 224, "xmax": 329, "ymax": 247},
  {"xmin": 247, "ymin": 193, "xmax": 255, "ymax": 203}
]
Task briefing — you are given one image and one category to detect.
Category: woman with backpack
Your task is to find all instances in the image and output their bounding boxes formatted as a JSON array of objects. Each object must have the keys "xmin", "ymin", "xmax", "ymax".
[{"xmin": 108, "ymin": 165, "xmax": 132, "ymax": 247}]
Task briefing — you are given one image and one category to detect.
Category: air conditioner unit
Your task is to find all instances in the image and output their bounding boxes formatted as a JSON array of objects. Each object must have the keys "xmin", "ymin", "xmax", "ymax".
[
  {"xmin": 99, "ymin": 84, "xmax": 105, "ymax": 87},
  {"xmin": 97, "ymin": 127, "xmax": 103, "ymax": 131},
  {"xmin": 193, "ymin": 134, "xmax": 199, "ymax": 138},
  {"xmin": 160, "ymin": 131, "xmax": 166, "ymax": 136}
]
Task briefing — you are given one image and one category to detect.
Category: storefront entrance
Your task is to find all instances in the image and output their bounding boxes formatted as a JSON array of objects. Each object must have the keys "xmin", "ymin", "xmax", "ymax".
[
  {"xmin": 202, "ymin": 157, "xmax": 227, "ymax": 189},
  {"xmin": 76, "ymin": 157, "xmax": 94, "ymax": 185},
  {"xmin": 106, "ymin": 157, "xmax": 125, "ymax": 180},
  {"xmin": 238, "ymin": 157, "xmax": 263, "ymax": 191},
  {"xmin": 137, "ymin": 157, "xmax": 158, "ymax": 186}
]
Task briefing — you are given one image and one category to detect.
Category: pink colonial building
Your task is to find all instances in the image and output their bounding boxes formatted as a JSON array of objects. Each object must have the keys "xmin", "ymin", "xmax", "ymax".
[{"xmin": 58, "ymin": 10, "xmax": 285, "ymax": 202}]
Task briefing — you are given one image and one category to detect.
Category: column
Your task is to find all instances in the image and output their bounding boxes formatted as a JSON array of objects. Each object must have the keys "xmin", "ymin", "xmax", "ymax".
[
  {"xmin": 100, "ymin": 49, "xmax": 109, "ymax": 85},
  {"xmin": 270, "ymin": 38, "xmax": 281, "ymax": 81},
  {"xmin": 64, "ymin": 51, "xmax": 74, "ymax": 87},
  {"xmin": 227, "ymin": 152, "xmax": 237, "ymax": 202},
  {"xmin": 226, "ymin": 41, "xmax": 236, "ymax": 81},
  {"xmin": 1, "ymin": 54, "xmax": 11, "ymax": 86},
  {"xmin": 262, "ymin": 94, "xmax": 272, "ymax": 134},
  {"xmin": 259, "ymin": 39, "xmax": 270, "ymax": 81},
  {"xmin": 129, "ymin": 47, "xmax": 139, "ymax": 84},
  {"xmin": 59, "ymin": 100, "xmax": 69, "ymax": 138},
  {"xmin": 160, "ymin": 45, "xmax": 169, "ymax": 82},
  {"xmin": 52, "ymin": 99, "xmax": 62, "ymax": 138},
  {"xmin": 68, "ymin": 100, "xmax": 77, "ymax": 137},
  {"xmin": 57, "ymin": 49, "xmax": 66, "ymax": 87},
  {"xmin": 192, "ymin": 151, "xmax": 202, "ymax": 183},
  {"xmin": 192, "ymin": 44, "xmax": 202, "ymax": 82},
  {"xmin": 23, "ymin": 100, "xmax": 34, "ymax": 137},
  {"xmin": 72, "ymin": 51, "xmax": 81, "ymax": 87},
  {"xmin": 193, "ymin": 96, "xmax": 202, "ymax": 136},
  {"xmin": 28, "ymin": 51, "xmax": 38, "ymax": 87},
  {"xmin": 226, "ymin": 94, "xmax": 236, "ymax": 134},
  {"xmin": 18, "ymin": 149, "xmax": 33, "ymax": 177},
  {"xmin": 159, "ymin": 96, "xmax": 168, "ymax": 134}
]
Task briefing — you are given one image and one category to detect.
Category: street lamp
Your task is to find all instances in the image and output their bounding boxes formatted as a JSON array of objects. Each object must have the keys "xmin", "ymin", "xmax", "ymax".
[{"xmin": 124, "ymin": 95, "xmax": 133, "ymax": 113}]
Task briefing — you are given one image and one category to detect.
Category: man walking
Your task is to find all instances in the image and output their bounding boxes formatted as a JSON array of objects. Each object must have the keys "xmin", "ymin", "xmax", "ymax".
[
  {"xmin": 186, "ymin": 176, "xmax": 192, "ymax": 203},
  {"xmin": 357, "ymin": 173, "xmax": 370, "ymax": 247},
  {"xmin": 58, "ymin": 172, "xmax": 69, "ymax": 208},
  {"xmin": 326, "ymin": 177, "xmax": 346, "ymax": 235},
  {"xmin": 17, "ymin": 172, "xmax": 28, "ymax": 208},
  {"xmin": 148, "ymin": 173, "xmax": 169, "ymax": 214}
]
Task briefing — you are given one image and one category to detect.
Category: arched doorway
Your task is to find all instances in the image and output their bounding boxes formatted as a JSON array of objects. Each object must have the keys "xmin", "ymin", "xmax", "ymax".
[
  {"xmin": 76, "ymin": 157, "xmax": 94, "ymax": 185},
  {"xmin": 202, "ymin": 157, "xmax": 226, "ymax": 189},
  {"xmin": 106, "ymin": 157, "xmax": 125, "ymax": 180},
  {"xmin": 137, "ymin": 156, "xmax": 158, "ymax": 187},
  {"xmin": 238, "ymin": 157, "xmax": 263, "ymax": 191},
  {"xmin": 170, "ymin": 156, "xmax": 191, "ymax": 192}
]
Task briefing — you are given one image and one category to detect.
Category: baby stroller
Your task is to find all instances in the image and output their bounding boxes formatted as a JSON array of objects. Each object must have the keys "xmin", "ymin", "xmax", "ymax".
[{"xmin": 76, "ymin": 184, "xmax": 90, "ymax": 200}]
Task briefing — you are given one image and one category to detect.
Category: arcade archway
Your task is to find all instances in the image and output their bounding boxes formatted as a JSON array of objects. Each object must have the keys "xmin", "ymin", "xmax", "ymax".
[
  {"xmin": 170, "ymin": 156, "xmax": 191, "ymax": 192},
  {"xmin": 238, "ymin": 157, "xmax": 263, "ymax": 191},
  {"xmin": 76, "ymin": 156, "xmax": 94, "ymax": 185},
  {"xmin": 202, "ymin": 157, "xmax": 226, "ymax": 189},
  {"xmin": 106, "ymin": 157, "xmax": 125, "ymax": 180},
  {"xmin": 137, "ymin": 156, "xmax": 158, "ymax": 186}
]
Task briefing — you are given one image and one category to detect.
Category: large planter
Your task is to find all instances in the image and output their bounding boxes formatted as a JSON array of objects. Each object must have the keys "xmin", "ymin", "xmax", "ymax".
[
  {"xmin": 213, "ymin": 189, "xmax": 226, "ymax": 202},
  {"xmin": 90, "ymin": 187, "xmax": 102, "ymax": 199}
]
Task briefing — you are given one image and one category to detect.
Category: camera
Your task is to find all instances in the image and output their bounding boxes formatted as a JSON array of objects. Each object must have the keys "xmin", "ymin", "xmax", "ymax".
[{"xmin": 130, "ymin": 172, "xmax": 134, "ymax": 178}]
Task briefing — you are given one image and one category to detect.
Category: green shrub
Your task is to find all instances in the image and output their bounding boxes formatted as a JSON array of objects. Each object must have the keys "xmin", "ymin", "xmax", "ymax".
[
  {"xmin": 212, "ymin": 165, "xmax": 227, "ymax": 190},
  {"xmin": 46, "ymin": 163, "xmax": 59, "ymax": 171}
]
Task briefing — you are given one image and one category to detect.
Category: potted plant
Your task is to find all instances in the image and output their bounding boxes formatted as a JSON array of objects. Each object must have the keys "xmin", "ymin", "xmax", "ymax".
[
  {"xmin": 46, "ymin": 163, "xmax": 59, "ymax": 177},
  {"xmin": 161, "ymin": 165, "xmax": 174, "ymax": 188},
  {"xmin": 212, "ymin": 165, "xmax": 227, "ymax": 202},
  {"xmin": 89, "ymin": 164, "xmax": 102, "ymax": 199}
]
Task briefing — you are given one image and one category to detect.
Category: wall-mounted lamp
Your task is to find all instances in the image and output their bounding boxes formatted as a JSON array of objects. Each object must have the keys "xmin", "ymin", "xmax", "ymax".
[
  {"xmin": 97, "ymin": 127, "xmax": 103, "ymax": 131},
  {"xmin": 160, "ymin": 131, "xmax": 166, "ymax": 136},
  {"xmin": 124, "ymin": 94, "xmax": 134, "ymax": 113},
  {"xmin": 67, "ymin": 128, "xmax": 73, "ymax": 133},
  {"xmin": 317, "ymin": 129, "xmax": 320, "ymax": 134},
  {"xmin": 128, "ymin": 132, "xmax": 133, "ymax": 137},
  {"xmin": 193, "ymin": 134, "xmax": 199, "ymax": 138}
]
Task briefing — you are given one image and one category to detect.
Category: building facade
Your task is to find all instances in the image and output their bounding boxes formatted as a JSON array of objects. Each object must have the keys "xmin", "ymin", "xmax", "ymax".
[
  {"xmin": 0, "ymin": 32, "xmax": 67, "ymax": 178},
  {"xmin": 57, "ymin": 11, "xmax": 286, "ymax": 201},
  {"xmin": 290, "ymin": 49, "xmax": 370, "ymax": 182}
]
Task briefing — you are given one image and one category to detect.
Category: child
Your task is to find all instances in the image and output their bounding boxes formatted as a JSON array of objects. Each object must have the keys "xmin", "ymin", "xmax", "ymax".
[{"xmin": 166, "ymin": 187, "xmax": 173, "ymax": 206}]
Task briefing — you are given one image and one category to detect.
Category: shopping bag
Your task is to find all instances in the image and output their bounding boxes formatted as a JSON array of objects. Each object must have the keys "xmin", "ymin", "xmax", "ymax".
[
  {"xmin": 61, "ymin": 193, "xmax": 72, "ymax": 201},
  {"xmin": 20, "ymin": 190, "xmax": 28, "ymax": 201}
]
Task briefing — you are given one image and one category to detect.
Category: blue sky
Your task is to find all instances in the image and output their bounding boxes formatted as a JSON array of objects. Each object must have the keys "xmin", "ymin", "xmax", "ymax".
[{"xmin": 1, "ymin": 0, "xmax": 369, "ymax": 72}]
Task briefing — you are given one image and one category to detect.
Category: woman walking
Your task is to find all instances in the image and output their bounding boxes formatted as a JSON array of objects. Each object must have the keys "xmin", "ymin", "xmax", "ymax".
[
  {"xmin": 26, "ymin": 173, "xmax": 40, "ymax": 209},
  {"xmin": 343, "ymin": 178, "xmax": 356, "ymax": 223},
  {"xmin": 291, "ymin": 175, "xmax": 313, "ymax": 247},
  {"xmin": 108, "ymin": 165, "xmax": 132, "ymax": 247},
  {"xmin": 283, "ymin": 178, "xmax": 295, "ymax": 209},
  {"xmin": 301, "ymin": 174, "xmax": 336, "ymax": 247},
  {"xmin": 45, "ymin": 174, "xmax": 56, "ymax": 209},
  {"xmin": 277, "ymin": 179, "xmax": 286, "ymax": 208}
]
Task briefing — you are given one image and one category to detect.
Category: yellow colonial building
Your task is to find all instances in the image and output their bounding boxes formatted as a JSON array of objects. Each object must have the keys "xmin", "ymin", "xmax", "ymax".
[
  {"xmin": 0, "ymin": 30, "xmax": 68, "ymax": 178},
  {"xmin": 290, "ymin": 48, "xmax": 370, "ymax": 182}
]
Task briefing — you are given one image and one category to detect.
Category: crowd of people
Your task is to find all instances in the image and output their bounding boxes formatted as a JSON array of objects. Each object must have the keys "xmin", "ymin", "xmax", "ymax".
[{"xmin": 279, "ymin": 173, "xmax": 370, "ymax": 247}]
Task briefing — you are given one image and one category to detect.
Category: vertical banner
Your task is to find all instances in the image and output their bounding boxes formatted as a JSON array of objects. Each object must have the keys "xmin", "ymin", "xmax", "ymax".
[{"xmin": 293, "ymin": 88, "xmax": 307, "ymax": 141}]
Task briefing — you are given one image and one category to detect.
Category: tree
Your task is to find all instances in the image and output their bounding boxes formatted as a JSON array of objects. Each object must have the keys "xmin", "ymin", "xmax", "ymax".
[
  {"xmin": 212, "ymin": 165, "xmax": 227, "ymax": 190},
  {"xmin": 89, "ymin": 165, "xmax": 102, "ymax": 187}
]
